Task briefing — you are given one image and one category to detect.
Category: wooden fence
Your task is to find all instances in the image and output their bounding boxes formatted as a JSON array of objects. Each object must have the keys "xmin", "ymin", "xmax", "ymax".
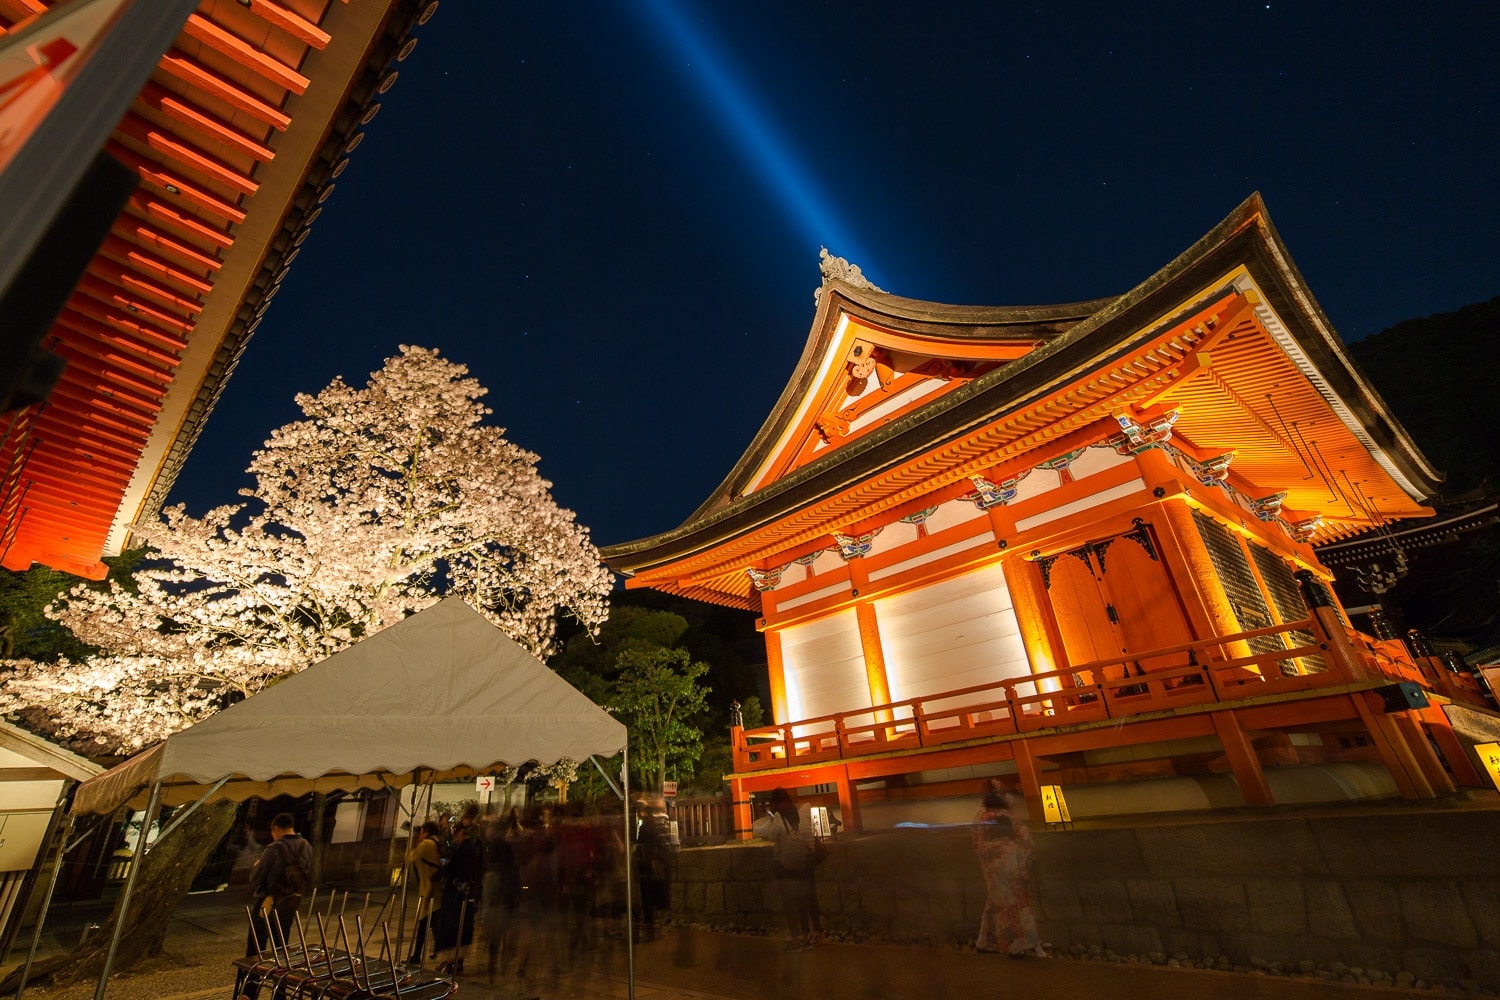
[{"xmin": 671, "ymin": 796, "xmax": 733, "ymax": 844}]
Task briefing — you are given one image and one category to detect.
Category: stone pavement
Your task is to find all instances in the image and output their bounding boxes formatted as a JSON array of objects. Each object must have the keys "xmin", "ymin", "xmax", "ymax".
[{"xmin": 1, "ymin": 891, "xmax": 1446, "ymax": 1000}]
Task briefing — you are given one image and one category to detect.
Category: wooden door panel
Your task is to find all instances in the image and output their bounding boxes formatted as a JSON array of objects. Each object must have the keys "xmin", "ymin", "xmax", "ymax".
[
  {"xmin": 1039, "ymin": 547, "xmax": 1120, "ymax": 671},
  {"xmin": 1095, "ymin": 524, "xmax": 1196, "ymax": 672}
]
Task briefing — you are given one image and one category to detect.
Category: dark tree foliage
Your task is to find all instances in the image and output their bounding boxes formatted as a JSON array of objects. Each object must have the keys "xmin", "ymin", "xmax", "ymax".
[
  {"xmin": 1348, "ymin": 295, "xmax": 1500, "ymax": 499},
  {"xmin": 0, "ymin": 549, "xmax": 145, "ymax": 662},
  {"xmin": 550, "ymin": 588, "xmax": 763, "ymax": 726}
]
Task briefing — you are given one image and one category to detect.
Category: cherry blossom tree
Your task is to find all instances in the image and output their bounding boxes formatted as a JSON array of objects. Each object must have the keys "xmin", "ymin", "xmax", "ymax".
[{"xmin": 0, "ymin": 345, "xmax": 613, "ymax": 754}]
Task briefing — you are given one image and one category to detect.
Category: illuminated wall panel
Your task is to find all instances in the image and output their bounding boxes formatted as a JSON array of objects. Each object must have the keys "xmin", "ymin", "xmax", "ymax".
[
  {"xmin": 1071, "ymin": 444, "xmax": 1133, "ymax": 479},
  {"xmin": 777, "ymin": 608, "xmax": 866, "ymax": 725},
  {"xmin": 924, "ymin": 494, "xmax": 986, "ymax": 534},
  {"xmin": 874, "ymin": 562, "xmax": 1031, "ymax": 705}
]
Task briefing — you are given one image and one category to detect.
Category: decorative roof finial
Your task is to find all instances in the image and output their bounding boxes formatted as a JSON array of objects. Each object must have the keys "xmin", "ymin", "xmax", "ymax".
[{"xmin": 814, "ymin": 247, "xmax": 885, "ymax": 307}]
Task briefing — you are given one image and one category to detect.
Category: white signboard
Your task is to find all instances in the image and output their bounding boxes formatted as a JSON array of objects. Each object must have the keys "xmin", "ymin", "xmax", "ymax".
[
  {"xmin": 662, "ymin": 780, "xmax": 678, "ymax": 797},
  {"xmin": 475, "ymin": 775, "xmax": 495, "ymax": 793}
]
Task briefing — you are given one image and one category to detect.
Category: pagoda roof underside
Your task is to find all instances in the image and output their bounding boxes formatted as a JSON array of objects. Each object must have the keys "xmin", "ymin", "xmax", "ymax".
[
  {"xmin": 0, "ymin": 0, "xmax": 424, "ymax": 579},
  {"xmin": 602, "ymin": 195, "xmax": 1441, "ymax": 610}
]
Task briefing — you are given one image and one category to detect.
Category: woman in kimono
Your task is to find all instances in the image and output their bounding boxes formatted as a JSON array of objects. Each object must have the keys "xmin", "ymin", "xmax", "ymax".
[{"xmin": 972, "ymin": 781, "xmax": 1047, "ymax": 957}]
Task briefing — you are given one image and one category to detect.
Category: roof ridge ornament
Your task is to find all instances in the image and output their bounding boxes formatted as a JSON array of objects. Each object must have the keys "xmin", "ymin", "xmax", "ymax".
[{"xmin": 814, "ymin": 247, "xmax": 885, "ymax": 307}]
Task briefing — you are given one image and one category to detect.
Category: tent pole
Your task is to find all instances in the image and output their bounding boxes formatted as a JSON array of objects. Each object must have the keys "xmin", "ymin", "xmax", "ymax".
[
  {"xmin": 589, "ymin": 755, "xmax": 622, "ymax": 799},
  {"xmin": 150, "ymin": 777, "xmax": 227, "ymax": 843},
  {"xmin": 622, "ymin": 745, "xmax": 634, "ymax": 1000},
  {"xmin": 1, "ymin": 778, "xmax": 72, "ymax": 968},
  {"xmin": 93, "ymin": 779, "xmax": 162, "ymax": 1000},
  {"xmin": 393, "ymin": 770, "xmax": 425, "ymax": 966},
  {"xmin": 14, "ymin": 812, "xmax": 77, "ymax": 1000}
]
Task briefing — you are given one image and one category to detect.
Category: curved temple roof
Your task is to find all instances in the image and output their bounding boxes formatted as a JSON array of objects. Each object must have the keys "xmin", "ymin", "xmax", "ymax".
[{"xmin": 603, "ymin": 195, "xmax": 1441, "ymax": 608}]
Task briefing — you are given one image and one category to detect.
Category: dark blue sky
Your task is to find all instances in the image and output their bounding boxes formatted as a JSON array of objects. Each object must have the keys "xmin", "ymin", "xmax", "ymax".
[{"xmin": 171, "ymin": 2, "xmax": 1499, "ymax": 552}]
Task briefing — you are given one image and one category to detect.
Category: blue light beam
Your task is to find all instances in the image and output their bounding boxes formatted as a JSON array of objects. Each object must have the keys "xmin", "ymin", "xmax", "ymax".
[{"xmin": 631, "ymin": 0, "xmax": 874, "ymax": 276}]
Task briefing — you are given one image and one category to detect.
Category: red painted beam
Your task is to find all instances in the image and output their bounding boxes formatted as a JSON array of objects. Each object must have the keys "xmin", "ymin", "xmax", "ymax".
[{"xmin": 137, "ymin": 81, "xmax": 276, "ymax": 162}]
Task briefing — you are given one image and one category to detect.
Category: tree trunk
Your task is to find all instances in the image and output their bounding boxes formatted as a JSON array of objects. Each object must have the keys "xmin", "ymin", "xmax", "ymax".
[
  {"xmin": 309, "ymin": 792, "xmax": 327, "ymax": 887},
  {"xmin": 0, "ymin": 799, "xmax": 237, "ymax": 992}
]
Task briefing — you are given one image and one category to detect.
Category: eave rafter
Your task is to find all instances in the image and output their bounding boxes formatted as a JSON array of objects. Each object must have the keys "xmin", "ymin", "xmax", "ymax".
[{"xmin": 1155, "ymin": 296, "xmax": 1430, "ymax": 544}]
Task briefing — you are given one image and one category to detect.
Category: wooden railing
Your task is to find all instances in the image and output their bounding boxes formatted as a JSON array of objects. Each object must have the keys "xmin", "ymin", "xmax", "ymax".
[{"xmin": 733, "ymin": 616, "xmax": 1482, "ymax": 773}]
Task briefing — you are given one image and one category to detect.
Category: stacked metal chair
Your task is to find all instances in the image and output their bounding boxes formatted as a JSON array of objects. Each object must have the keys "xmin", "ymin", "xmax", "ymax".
[{"xmin": 233, "ymin": 894, "xmax": 458, "ymax": 1000}]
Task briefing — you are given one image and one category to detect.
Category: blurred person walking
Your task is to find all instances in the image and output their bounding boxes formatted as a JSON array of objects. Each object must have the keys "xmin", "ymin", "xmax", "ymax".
[
  {"xmin": 752, "ymin": 787, "xmax": 824, "ymax": 950},
  {"xmin": 405, "ymin": 821, "xmax": 444, "ymax": 965},
  {"xmin": 633, "ymin": 796, "xmax": 676, "ymax": 941},
  {"xmin": 434, "ymin": 821, "xmax": 484, "ymax": 973},
  {"xmin": 480, "ymin": 819, "xmax": 522, "ymax": 981},
  {"xmin": 972, "ymin": 780, "xmax": 1047, "ymax": 958}
]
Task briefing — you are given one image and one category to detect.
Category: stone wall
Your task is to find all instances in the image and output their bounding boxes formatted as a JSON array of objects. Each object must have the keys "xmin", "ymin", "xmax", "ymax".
[{"xmin": 669, "ymin": 807, "xmax": 1500, "ymax": 989}]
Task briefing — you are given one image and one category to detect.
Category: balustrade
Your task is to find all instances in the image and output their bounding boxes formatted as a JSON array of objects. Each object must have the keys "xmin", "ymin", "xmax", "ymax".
[{"xmin": 732, "ymin": 614, "xmax": 1484, "ymax": 773}]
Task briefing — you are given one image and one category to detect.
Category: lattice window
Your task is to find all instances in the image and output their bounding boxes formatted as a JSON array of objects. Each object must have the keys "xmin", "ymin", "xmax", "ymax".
[
  {"xmin": 1191, "ymin": 511, "xmax": 1294, "ymax": 672},
  {"xmin": 1250, "ymin": 543, "xmax": 1328, "ymax": 674}
]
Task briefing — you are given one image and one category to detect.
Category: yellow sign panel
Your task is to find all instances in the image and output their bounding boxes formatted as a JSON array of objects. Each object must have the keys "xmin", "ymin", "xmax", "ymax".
[
  {"xmin": 1040, "ymin": 784, "xmax": 1072, "ymax": 825},
  {"xmin": 1477, "ymin": 742, "xmax": 1500, "ymax": 793}
]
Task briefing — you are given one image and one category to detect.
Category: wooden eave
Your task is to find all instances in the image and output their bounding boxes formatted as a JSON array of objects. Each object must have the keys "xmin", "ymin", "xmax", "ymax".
[
  {"xmin": 0, "ymin": 718, "xmax": 101, "ymax": 782},
  {"xmin": 601, "ymin": 195, "xmax": 1442, "ymax": 609},
  {"xmin": 1317, "ymin": 501, "xmax": 1500, "ymax": 566},
  {"xmin": 0, "ymin": 0, "xmax": 426, "ymax": 579}
]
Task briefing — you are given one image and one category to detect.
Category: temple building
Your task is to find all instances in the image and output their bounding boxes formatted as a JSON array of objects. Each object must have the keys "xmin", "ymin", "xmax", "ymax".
[
  {"xmin": 0, "ymin": 0, "xmax": 433, "ymax": 579},
  {"xmin": 603, "ymin": 195, "xmax": 1498, "ymax": 833}
]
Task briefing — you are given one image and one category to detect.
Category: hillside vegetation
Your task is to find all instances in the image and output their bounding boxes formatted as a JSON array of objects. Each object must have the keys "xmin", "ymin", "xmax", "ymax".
[{"xmin": 1347, "ymin": 295, "xmax": 1500, "ymax": 498}]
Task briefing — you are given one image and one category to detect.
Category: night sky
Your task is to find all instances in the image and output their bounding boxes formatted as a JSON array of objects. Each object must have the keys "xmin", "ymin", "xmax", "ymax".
[{"xmin": 169, "ymin": 2, "xmax": 1499, "ymax": 555}]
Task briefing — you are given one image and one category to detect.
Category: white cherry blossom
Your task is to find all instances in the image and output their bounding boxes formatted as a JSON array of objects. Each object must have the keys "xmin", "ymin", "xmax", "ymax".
[{"xmin": 0, "ymin": 347, "xmax": 612, "ymax": 753}]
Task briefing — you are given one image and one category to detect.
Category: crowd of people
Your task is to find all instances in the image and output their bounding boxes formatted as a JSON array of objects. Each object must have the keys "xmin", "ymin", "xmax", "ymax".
[
  {"xmin": 399, "ymin": 798, "xmax": 671, "ymax": 982},
  {"xmin": 241, "ymin": 780, "xmax": 1044, "ymax": 985}
]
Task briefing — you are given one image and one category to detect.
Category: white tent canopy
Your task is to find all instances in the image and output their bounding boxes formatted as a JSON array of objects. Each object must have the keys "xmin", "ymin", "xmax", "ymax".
[
  {"xmin": 33, "ymin": 598, "xmax": 637, "ymax": 1000},
  {"xmin": 71, "ymin": 597, "xmax": 627, "ymax": 815}
]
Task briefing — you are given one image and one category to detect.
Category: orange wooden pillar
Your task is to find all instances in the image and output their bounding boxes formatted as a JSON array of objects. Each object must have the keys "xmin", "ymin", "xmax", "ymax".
[
  {"xmin": 1211, "ymin": 710, "xmax": 1275, "ymax": 806},
  {"xmin": 1156, "ymin": 497, "xmax": 1252, "ymax": 662},
  {"xmin": 834, "ymin": 764, "xmax": 862, "ymax": 834},
  {"xmin": 765, "ymin": 629, "xmax": 789, "ymax": 725},
  {"xmin": 1393, "ymin": 713, "xmax": 1456, "ymax": 795},
  {"xmin": 729, "ymin": 775, "xmax": 753, "ymax": 841},
  {"xmin": 1001, "ymin": 553, "xmax": 1064, "ymax": 677},
  {"xmin": 1291, "ymin": 568, "xmax": 1377, "ymax": 683},
  {"xmin": 854, "ymin": 602, "xmax": 893, "ymax": 723},
  {"xmin": 729, "ymin": 722, "xmax": 753, "ymax": 840},
  {"xmin": 1013, "ymin": 739, "xmax": 1044, "ymax": 820},
  {"xmin": 1352, "ymin": 693, "xmax": 1436, "ymax": 799}
]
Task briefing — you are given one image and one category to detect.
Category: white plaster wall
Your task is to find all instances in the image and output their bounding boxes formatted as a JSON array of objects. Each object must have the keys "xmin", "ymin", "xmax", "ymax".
[
  {"xmin": 1073, "ymin": 444, "xmax": 1133, "ymax": 478},
  {"xmin": 924, "ymin": 495, "xmax": 986, "ymax": 534},
  {"xmin": 874, "ymin": 562, "xmax": 1031, "ymax": 706},
  {"xmin": 778, "ymin": 608, "xmax": 868, "ymax": 725}
]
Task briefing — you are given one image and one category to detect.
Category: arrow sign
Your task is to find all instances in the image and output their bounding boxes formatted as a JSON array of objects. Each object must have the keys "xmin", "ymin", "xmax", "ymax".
[{"xmin": 476, "ymin": 776, "xmax": 495, "ymax": 793}]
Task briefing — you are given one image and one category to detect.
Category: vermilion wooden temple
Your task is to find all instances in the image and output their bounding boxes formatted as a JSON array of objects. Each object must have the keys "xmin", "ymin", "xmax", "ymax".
[
  {"xmin": 603, "ymin": 196, "xmax": 1496, "ymax": 833},
  {"xmin": 0, "ymin": 0, "xmax": 430, "ymax": 579}
]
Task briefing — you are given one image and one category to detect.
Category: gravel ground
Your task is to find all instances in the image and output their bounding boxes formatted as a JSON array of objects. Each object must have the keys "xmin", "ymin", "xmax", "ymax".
[{"xmin": 11, "ymin": 914, "xmax": 242, "ymax": 1000}]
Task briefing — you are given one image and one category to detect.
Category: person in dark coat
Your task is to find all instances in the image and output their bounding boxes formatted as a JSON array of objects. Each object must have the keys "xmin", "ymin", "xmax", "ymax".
[
  {"xmin": 433, "ymin": 822, "xmax": 484, "ymax": 973},
  {"xmin": 634, "ymin": 797, "xmax": 674, "ymax": 941},
  {"xmin": 480, "ymin": 818, "xmax": 522, "ymax": 981},
  {"xmin": 237, "ymin": 813, "xmax": 312, "ymax": 996}
]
